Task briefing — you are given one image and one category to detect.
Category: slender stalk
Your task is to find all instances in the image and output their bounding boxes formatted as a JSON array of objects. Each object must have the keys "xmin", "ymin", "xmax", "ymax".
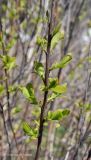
[
  {"xmin": 4, "ymin": 69, "xmax": 20, "ymax": 154},
  {"xmin": 0, "ymin": 19, "xmax": 20, "ymax": 156},
  {"xmin": 0, "ymin": 102, "xmax": 11, "ymax": 156},
  {"xmin": 45, "ymin": 0, "xmax": 86, "ymax": 160},
  {"xmin": 34, "ymin": 1, "xmax": 54, "ymax": 159}
]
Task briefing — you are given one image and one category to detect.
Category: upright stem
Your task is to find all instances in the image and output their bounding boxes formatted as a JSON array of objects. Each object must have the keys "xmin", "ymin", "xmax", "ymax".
[
  {"xmin": 0, "ymin": 19, "xmax": 19, "ymax": 156},
  {"xmin": 34, "ymin": 1, "xmax": 54, "ymax": 159}
]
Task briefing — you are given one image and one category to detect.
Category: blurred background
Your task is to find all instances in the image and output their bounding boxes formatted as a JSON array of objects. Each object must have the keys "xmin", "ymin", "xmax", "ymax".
[{"xmin": 0, "ymin": 0, "xmax": 91, "ymax": 160}]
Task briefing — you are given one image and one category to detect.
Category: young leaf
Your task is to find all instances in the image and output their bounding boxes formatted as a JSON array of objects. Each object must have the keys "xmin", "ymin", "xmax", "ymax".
[
  {"xmin": 48, "ymin": 78, "xmax": 58, "ymax": 89},
  {"xmin": 0, "ymin": 55, "xmax": 16, "ymax": 70},
  {"xmin": 47, "ymin": 109, "xmax": 70, "ymax": 121},
  {"xmin": 36, "ymin": 36, "xmax": 47, "ymax": 49},
  {"xmin": 23, "ymin": 122, "xmax": 33, "ymax": 136},
  {"xmin": 50, "ymin": 83, "xmax": 67, "ymax": 94},
  {"xmin": 22, "ymin": 122, "xmax": 38, "ymax": 138},
  {"xmin": 50, "ymin": 55, "xmax": 72, "ymax": 71},
  {"xmin": 52, "ymin": 23, "xmax": 61, "ymax": 37},
  {"xmin": 19, "ymin": 83, "xmax": 38, "ymax": 104},
  {"xmin": 48, "ymin": 92, "xmax": 62, "ymax": 102},
  {"xmin": 34, "ymin": 61, "xmax": 45, "ymax": 80},
  {"xmin": 51, "ymin": 31, "xmax": 64, "ymax": 50}
]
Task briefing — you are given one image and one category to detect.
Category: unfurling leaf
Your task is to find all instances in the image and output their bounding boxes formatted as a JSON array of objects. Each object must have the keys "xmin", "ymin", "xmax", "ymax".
[
  {"xmin": 19, "ymin": 83, "xmax": 38, "ymax": 104},
  {"xmin": 36, "ymin": 36, "xmax": 47, "ymax": 49},
  {"xmin": 52, "ymin": 23, "xmax": 61, "ymax": 37},
  {"xmin": 47, "ymin": 109, "xmax": 70, "ymax": 121},
  {"xmin": 34, "ymin": 61, "xmax": 45, "ymax": 80},
  {"xmin": 48, "ymin": 92, "xmax": 62, "ymax": 102},
  {"xmin": 51, "ymin": 31, "xmax": 64, "ymax": 50},
  {"xmin": 50, "ymin": 55, "xmax": 72, "ymax": 71},
  {"xmin": 22, "ymin": 121, "xmax": 38, "ymax": 138},
  {"xmin": 50, "ymin": 83, "xmax": 67, "ymax": 94},
  {"xmin": 48, "ymin": 78, "xmax": 58, "ymax": 89},
  {"xmin": 0, "ymin": 55, "xmax": 16, "ymax": 70}
]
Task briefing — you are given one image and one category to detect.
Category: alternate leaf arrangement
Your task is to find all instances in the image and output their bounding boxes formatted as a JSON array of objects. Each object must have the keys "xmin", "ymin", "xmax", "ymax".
[
  {"xmin": 0, "ymin": 6, "xmax": 72, "ymax": 160},
  {"xmin": 19, "ymin": 10, "xmax": 72, "ymax": 160}
]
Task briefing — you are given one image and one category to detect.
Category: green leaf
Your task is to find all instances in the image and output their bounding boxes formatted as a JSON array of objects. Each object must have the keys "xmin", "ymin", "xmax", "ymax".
[
  {"xmin": 19, "ymin": 83, "xmax": 38, "ymax": 104},
  {"xmin": 50, "ymin": 83, "xmax": 67, "ymax": 94},
  {"xmin": 50, "ymin": 55, "xmax": 72, "ymax": 71},
  {"xmin": 48, "ymin": 78, "xmax": 58, "ymax": 89},
  {"xmin": 0, "ymin": 55, "xmax": 16, "ymax": 70},
  {"xmin": 47, "ymin": 109, "xmax": 70, "ymax": 121},
  {"xmin": 36, "ymin": 36, "xmax": 47, "ymax": 49},
  {"xmin": 40, "ymin": 79, "xmax": 66, "ymax": 94},
  {"xmin": 23, "ymin": 122, "xmax": 33, "ymax": 136},
  {"xmin": 52, "ymin": 23, "xmax": 61, "ymax": 37},
  {"xmin": 48, "ymin": 92, "xmax": 61, "ymax": 102},
  {"xmin": 0, "ymin": 84, "xmax": 4, "ymax": 96},
  {"xmin": 34, "ymin": 61, "xmax": 45, "ymax": 80},
  {"xmin": 22, "ymin": 122, "xmax": 38, "ymax": 138},
  {"xmin": 51, "ymin": 31, "xmax": 64, "ymax": 50}
]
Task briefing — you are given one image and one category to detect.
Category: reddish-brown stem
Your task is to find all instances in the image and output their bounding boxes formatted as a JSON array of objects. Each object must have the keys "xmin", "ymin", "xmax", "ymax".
[{"xmin": 34, "ymin": 2, "xmax": 54, "ymax": 160}]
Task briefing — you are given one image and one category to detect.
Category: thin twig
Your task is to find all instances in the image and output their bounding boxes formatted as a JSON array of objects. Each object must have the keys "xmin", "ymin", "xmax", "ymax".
[
  {"xmin": 0, "ymin": 19, "xmax": 20, "ymax": 156},
  {"xmin": 34, "ymin": 1, "xmax": 54, "ymax": 160}
]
